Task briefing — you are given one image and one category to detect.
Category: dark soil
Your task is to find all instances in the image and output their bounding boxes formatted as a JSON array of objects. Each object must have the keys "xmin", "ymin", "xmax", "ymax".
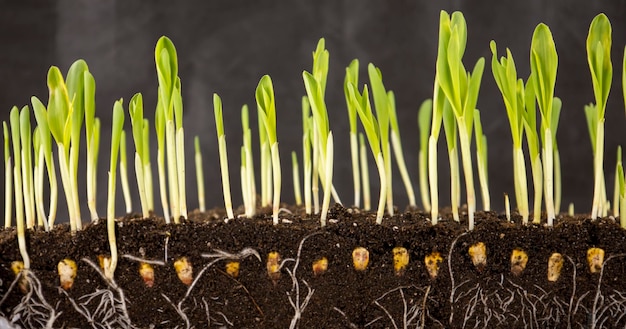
[{"xmin": 2, "ymin": 204, "xmax": 626, "ymax": 328}]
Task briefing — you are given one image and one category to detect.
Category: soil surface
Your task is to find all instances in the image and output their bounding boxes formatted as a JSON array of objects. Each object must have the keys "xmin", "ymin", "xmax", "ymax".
[{"xmin": 1, "ymin": 204, "xmax": 626, "ymax": 328}]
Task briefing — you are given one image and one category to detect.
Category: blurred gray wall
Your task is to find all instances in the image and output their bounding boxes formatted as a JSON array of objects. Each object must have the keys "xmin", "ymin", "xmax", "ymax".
[{"xmin": 1, "ymin": 0, "xmax": 626, "ymax": 221}]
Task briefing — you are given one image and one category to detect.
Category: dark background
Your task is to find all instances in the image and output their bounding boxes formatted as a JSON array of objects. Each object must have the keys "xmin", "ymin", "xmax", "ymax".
[{"xmin": 1, "ymin": 0, "xmax": 626, "ymax": 222}]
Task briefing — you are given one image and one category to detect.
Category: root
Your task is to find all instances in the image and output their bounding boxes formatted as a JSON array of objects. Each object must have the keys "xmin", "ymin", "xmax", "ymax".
[
  {"xmin": 589, "ymin": 253, "xmax": 626, "ymax": 329},
  {"xmin": 369, "ymin": 285, "xmax": 441, "ymax": 329},
  {"xmin": 2, "ymin": 271, "xmax": 58, "ymax": 329}
]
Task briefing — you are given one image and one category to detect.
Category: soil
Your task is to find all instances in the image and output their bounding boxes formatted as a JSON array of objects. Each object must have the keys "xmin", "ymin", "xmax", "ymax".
[{"xmin": 1, "ymin": 204, "xmax": 626, "ymax": 328}]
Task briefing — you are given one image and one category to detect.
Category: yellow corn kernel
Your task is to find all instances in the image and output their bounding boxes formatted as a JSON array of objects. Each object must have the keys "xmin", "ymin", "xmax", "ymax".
[
  {"xmin": 312, "ymin": 257, "xmax": 328, "ymax": 276},
  {"xmin": 587, "ymin": 247, "xmax": 604, "ymax": 274},
  {"xmin": 97, "ymin": 254, "xmax": 108, "ymax": 271},
  {"xmin": 425, "ymin": 252, "xmax": 443, "ymax": 280},
  {"xmin": 58, "ymin": 259, "xmax": 78, "ymax": 290},
  {"xmin": 139, "ymin": 263, "xmax": 155, "ymax": 288},
  {"xmin": 267, "ymin": 252, "xmax": 281, "ymax": 283},
  {"xmin": 510, "ymin": 249, "xmax": 528, "ymax": 276},
  {"xmin": 226, "ymin": 261, "xmax": 240, "ymax": 278},
  {"xmin": 547, "ymin": 253, "xmax": 563, "ymax": 282},
  {"xmin": 468, "ymin": 242, "xmax": 487, "ymax": 272},
  {"xmin": 392, "ymin": 247, "xmax": 409, "ymax": 276},
  {"xmin": 352, "ymin": 247, "xmax": 369, "ymax": 271},
  {"xmin": 11, "ymin": 261, "xmax": 28, "ymax": 293},
  {"xmin": 174, "ymin": 257, "xmax": 193, "ymax": 286}
]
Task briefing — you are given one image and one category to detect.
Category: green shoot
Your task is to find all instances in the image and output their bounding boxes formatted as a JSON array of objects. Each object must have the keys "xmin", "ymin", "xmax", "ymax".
[
  {"xmin": 174, "ymin": 80, "xmax": 187, "ymax": 220},
  {"xmin": 388, "ymin": 90, "xmax": 417, "ymax": 208},
  {"xmin": 552, "ymin": 97, "xmax": 563, "ymax": 216},
  {"xmin": 569, "ymin": 203, "xmax": 575, "ymax": 217},
  {"xmin": 292, "ymin": 151, "xmax": 302, "ymax": 206},
  {"xmin": 84, "ymin": 69, "xmax": 99, "ymax": 220},
  {"xmin": 10, "ymin": 107, "xmax": 29, "ymax": 269},
  {"xmin": 119, "ymin": 131, "xmax": 132, "ymax": 214},
  {"xmin": 490, "ymin": 40, "xmax": 529, "ymax": 223},
  {"xmin": 241, "ymin": 104, "xmax": 256, "ymax": 217},
  {"xmin": 359, "ymin": 132, "xmax": 371, "ymax": 211},
  {"xmin": 31, "ymin": 96, "xmax": 58, "ymax": 228},
  {"xmin": 129, "ymin": 93, "xmax": 150, "ymax": 218},
  {"xmin": 586, "ymin": 13, "xmax": 612, "ymax": 219},
  {"xmin": 142, "ymin": 118, "xmax": 153, "ymax": 212},
  {"xmin": 530, "ymin": 23, "xmax": 558, "ymax": 226},
  {"xmin": 214, "ymin": 93, "xmax": 234, "ymax": 220},
  {"xmin": 105, "ymin": 99, "xmax": 125, "ymax": 281},
  {"xmin": 442, "ymin": 98, "xmax": 460, "ymax": 221},
  {"xmin": 523, "ymin": 77, "xmax": 543, "ymax": 223},
  {"xmin": 3, "ymin": 122, "xmax": 12, "ymax": 228},
  {"xmin": 155, "ymin": 86, "xmax": 170, "ymax": 223},
  {"xmin": 256, "ymin": 75, "xmax": 281, "ymax": 224},
  {"xmin": 19, "ymin": 106, "xmax": 35, "ymax": 229},
  {"xmin": 259, "ymin": 97, "xmax": 272, "ymax": 208},
  {"xmin": 348, "ymin": 83, "xmax": 386, "ymax": 223},
  {"xmin": 344, "ymin": 59, "xmax": 361, "ymax": 208},
  {"xmin": 504, "ymin": 193, "xmax": 511, "ymax": 222},
  {"xmin": 302, "ymin": 97, "xmax": 312, "ymax": 215},
  {"xmin": 613, "ymin": 146, "xmax": 622, "ymax": 217},
  {"xmin": 417, "ymin": 99, "xmax": 432, "ymax": 212},
  {"xmin": 194, "ymin": 136, "xmax": 205, "ymax": 212},
  {"xmin": 474, "ymin": 109, "xmax": 490, "ymax": 211},
  {"xmin": 436, "ymin": 10, "xmax": 485, "ymax": 230},
  {"xmin": 33, "ymin": 128, "xmax": 46, "ymax": 229}
]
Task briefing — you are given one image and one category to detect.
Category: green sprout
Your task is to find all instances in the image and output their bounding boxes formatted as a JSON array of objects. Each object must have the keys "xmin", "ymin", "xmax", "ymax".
[
  {"xmin": 417, "ymin": 99, "xmax": 432, "ymax": 212},
  {"xmin": 553, "ymin": 97, "xmax": 563, "ymax": 216},
  {"xmin": 436, "ymin": 10, "xmax": 485, "ymax": 230},
  {"xmin": 388, "ymin": 90, "xmax": 417, "ymax": 208},
  {"xmin": 105, "ymin": 99, "xmax": 125, "ymax": 281},
  {"xmin": 3, "ymin": 122, "xmax": 12, "ymax": 228},
  {"xmin": 428, "ymin": 76, "xmax": 445, "ymax": 224},
  {"xmin": 301, "ymin": 97, "xmax": 313, "ymax": 214},
  {"xmin": 529, "ymin": 23, "xmax": 559, "ymax": 226},
  {"xmin": 33, "ymin": 127, "xmax": 45, "ymax": 228},
  {"xmin": 83, "ymin": 69, "xmax": 99, "ymax": 221},
  {"xmin": 613, "ymin": 146, "xmax": 622, "ymax": 217},
  {"xmin": 522, "ymin": 78, "xmax": 543, "ymax": 223},
  {"xmin": 490, "ymin": 40, "xmax": 529, "ymax": 223},
  {"xmin": 292, "ymin": 151, "xmax": 302, "ymax": 206},
  {"xmin": 586, "ymin": 13, "xmax": 612, "ymax": 219},
  {"xmin": 259, "ymin": 95, "xmax": 272, "ymax": 208},
  {"xmin": 442, "ymin": 98, "xmax": 461, "ymax": 221},
  {"xmin": 256, "ymin": 75, "xmax": 281, "ymax": 224},
  {"xmin": 474, "ymin": 109, "xmax": 490, "ymax": 211},
  {"xmin": 344, "ymin": 59, "xmax": 361, "ymax": 208},
  {"xmin": 19, "ymin": 106, "xmax": 36, "ymax": 229},
  {"xmin": 214, "ymin": 93, "xmax": 234, "ymax": 220},
  {"xmin": 359, "ymin": 132, "xmax": 371, "ymax": 211},
  {"xmin": 10, "ymin": 106, "xmax": 30, "ymax": 269},
  {"xmin": 31, "ymin": 96, "xmax": 58, "ymax": 228},
  {"xmin": 619, "ymin": 154, "xmax": 626, "ymax": 228},
  {"xmin": 240, "ymin": 104, "xmax": 256, "ymax": 217},
  {"xmin": 119, "ymin": 131, "xmax": 132, "ymax": 214},
  {"xmin": 129, "ymin": 93, "xmax": 152, "ymax": 218},
  {"xmin": 194, "ymin": 136, "xmax": 206, "ymax": 212}
]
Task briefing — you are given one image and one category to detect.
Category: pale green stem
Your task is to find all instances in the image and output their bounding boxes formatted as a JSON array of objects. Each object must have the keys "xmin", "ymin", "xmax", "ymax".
[
  {"xmin": 87, "ymin": 157, "xmax": 98, "ymax": 220},
  {"xmin": 47, "ymin": 159, "xmax": 58, "ymax": 227},
  {"xmin": 569, "ymin": 203, "xmax": 575, "ymax": 216},
  {"xmin": 591, "ymin": 121, "xmax": 605, "ymax": 219},
  {"xmin": 20, "ymin": 148, "xmax": 35, "ymax": 229},
  {"xmin": 375, "ymin": 153, "xmax": 387, "ymax": 224},
  {"xmin": 135, "ymin": 154, "xmax": 149, "ymax": 218},
  {"xmin": 513, "ymin": 148, "xmax": 529, "ymax": 223},
  {"xmin": 14, "ymin": 165, "xmax": 29, "ymax": 269},
  {"xmin": 166, "ymin": 121, "xmax": 179, "ymax": 223},
  {"xmin": 69, "ymin": 145, "xmax": 81, "ymax": 230},
  {"xmin": 320, "ymin": 134, "xmax": 334, "ymax": 227},
  {"xmin": 312, "ymin": 125, "xmax": 320, "ymax": 214},
  {"xmin": 621, "ymin": 194, "xmax": 626, "ymax": 228},
  {"xmin": 157, "ymin": 149, "xmax": 170, "ymax": 223},
  {"xmin": 449, "ymin": 147, "xmax": 460, "ymax": 222},
  {"xmin": 105, "ymin": 171, "xmax": 118, "ymax": 281},
  {"xmin": 261, "ymin": 142, "xmax": 270, "ymax": 207},
  {"xmin": 458, "ymin": 122, "xmax": 476, "ymax": 230},
  {"xmin": 218, "ymin": 135, "xmax": 234, "ymax": 219},
  {"xmin": 292, "ymin": 152, "xmax": 302, "ymax": 206},
  {"xmin": 4, "ymin": 157, "xmax": 12, "ymax": 228},
  {"xmin": 614, "ymin": 169, "xmax": 619, "ymax": 217},
  {"xmin": 350, "ymin": 132, "xmax": 360, "ymax": 208},
  {"xmin": 271, "ymin": 142, "xmax": 281, "ymax": 225},
  {"xmin": 303, "ymin": 135, "xmax": 312, "ymax": 214},
  {"xmin": 246, "ymin": 147, "xmax": 256, "ymax": 216},
  {"xmin": 477, "ymin": 147, "xmax": 490, "ymax": 212},
  {"xmin": 120, "ymin": 135, "xmax": 132, "ymax": 214},
  {"xmin": 145, "ymin": 162, "xmax": 154, "ymax": 212},
  {"xmin": 391, "ymin": 132, "xmax": 416, "ymax": 207},
  {"xmin": 531, "ymin": 155, "xmax": 543, "ymax": 224},
  {"xmin": 429, "ymin": 136, "xmax": 439, "ymax": 224},
  {"xmin": 384, "ymin": 141, "xmax": 393, "ymax": 216},
  {"xmin": 543, "ymin": 129, "xmax": 555, "ymax": 226},
  {"xmin": 58, "ymin": 144, "xmax": 77, "ymax": 231},
  {"xmin": 240, "ymin": 163, "xmax": 249, "ymax": 216},
  {"xmin": 35, "ymin": 148, "xmax": 47, "ymax": 230},
  {"xmin": 554, "ymin": 147, "xmax": 562, "ymax": 215},
  {"xmin": 195, "ymin": 148, "xmax": 205, "ymax": 213},
  {"xmin": 504, "ymin": 193, "xmax": 511, "ymax": 222},
  {"xmin": 418, "ymin": 149, "xmax": 431, "ymax": 212},
  {"xmin": 176, "ymin": 128, "xmax": 187, "ymax": 219},
  {"xmin": 360, "ymin": 134, "xmax": 371, "ymax": 211}
]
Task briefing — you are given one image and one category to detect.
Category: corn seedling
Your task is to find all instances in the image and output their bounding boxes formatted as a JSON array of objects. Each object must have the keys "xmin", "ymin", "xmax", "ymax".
[
  {"xmin": 259, "ymin": 89, "xmax": 272, "ymax": 209},
  {"xmin": 553, "ymin": 97, "xmax": 563, "ymax": 216},
  {"xmin": 490, "ymin": 40, "xmax": 529, "ymax": 222},
  {"xmin": 436, "ymin": 10, "xmax": 485, "ymax": 230},
  {"xmin": 504, "ymin": 193, "xmax": 511, "ymax": 221},
  {"xmin": 119, "ymin": 131, "xmax": 132, "ymax": 214},
  {"xmin": 614, "ymin": 147, "xmax": 622, "ymax": 217},
  {"xmin": 291, "ymin": 151, "xmax": 302, "ymax": 206},
  {"xmin": 3, "ymin": 122, "xmax": 12, "ymax": 227},
  {"xmin": 303, "ymin": 38, "xmax": 335, "ymax": 226},
  {"xmin": 586, "ymin": 14, "xmax": 613, "ymax": 219},
  {"xmin": 256, "ymin": 75, "xmax": 282, "ymax": 224},
  {"xmin": 530, "ymin": 23, "xmax": 559, "ymax": 225},
  {"xmin": 194, "ymin": 136, "xmax": 205, "ymax": 212},
  {"xmin": 388, "ymin": 91, "xmax": 417, "ymax": 208},
  {"xmin": 522, "ymin": 78, "xmax": 544, "ymax": 223},
  {"xmin": 104, "ymin": 100, "xmax": 125, "ymax": 281},
  {"xmin": 81, "ymin": 69, "xmax": 100, "ymax": 221},
  {"xmin": 417, "ymin": 99, "xmax": 432, "ymax": 212},
  {"xmin": 213, "ymin": 93, "xmax": 234, "ymax": 220},
  {"xmin": 359, "ymin": 132, "xmax": 371, "ymax": 211},
  {"xmin": 301, "ymin": 97, "xmax": 313, "ymax": 214},
  {"xmin": 129, "ymin": 93, "xmax": 153, "ymax": 218},
  {"xmin": 344, "ymin": 59, "xmax": 361, "ymax": 208},
  {"xmin": 442, "ymin": 97, "xmax": 461, "ymax": 221},
  {"xmin": 33, "ymin": 127, "xmax": 46, "ymax": 228},
  {"xmin": 19, "ymin": 107, "xmax": 35, "ymax": 229},
  {"xmin": 240, "ymin": 104, "xmax": 256, "ymax": 217},
  {"xmin": 473, "ymin": 110, "xmax": 490, "ymax": 211},
  {"xmin": 9, "ymin": 107, "xmax": 30, "ymax": 270}
]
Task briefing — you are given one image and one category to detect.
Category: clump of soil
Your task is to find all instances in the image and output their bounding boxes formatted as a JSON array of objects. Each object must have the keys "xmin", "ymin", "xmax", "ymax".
[{"xmin": 1, "ymin": 204, "xmax": 626, "ymax": 328}]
